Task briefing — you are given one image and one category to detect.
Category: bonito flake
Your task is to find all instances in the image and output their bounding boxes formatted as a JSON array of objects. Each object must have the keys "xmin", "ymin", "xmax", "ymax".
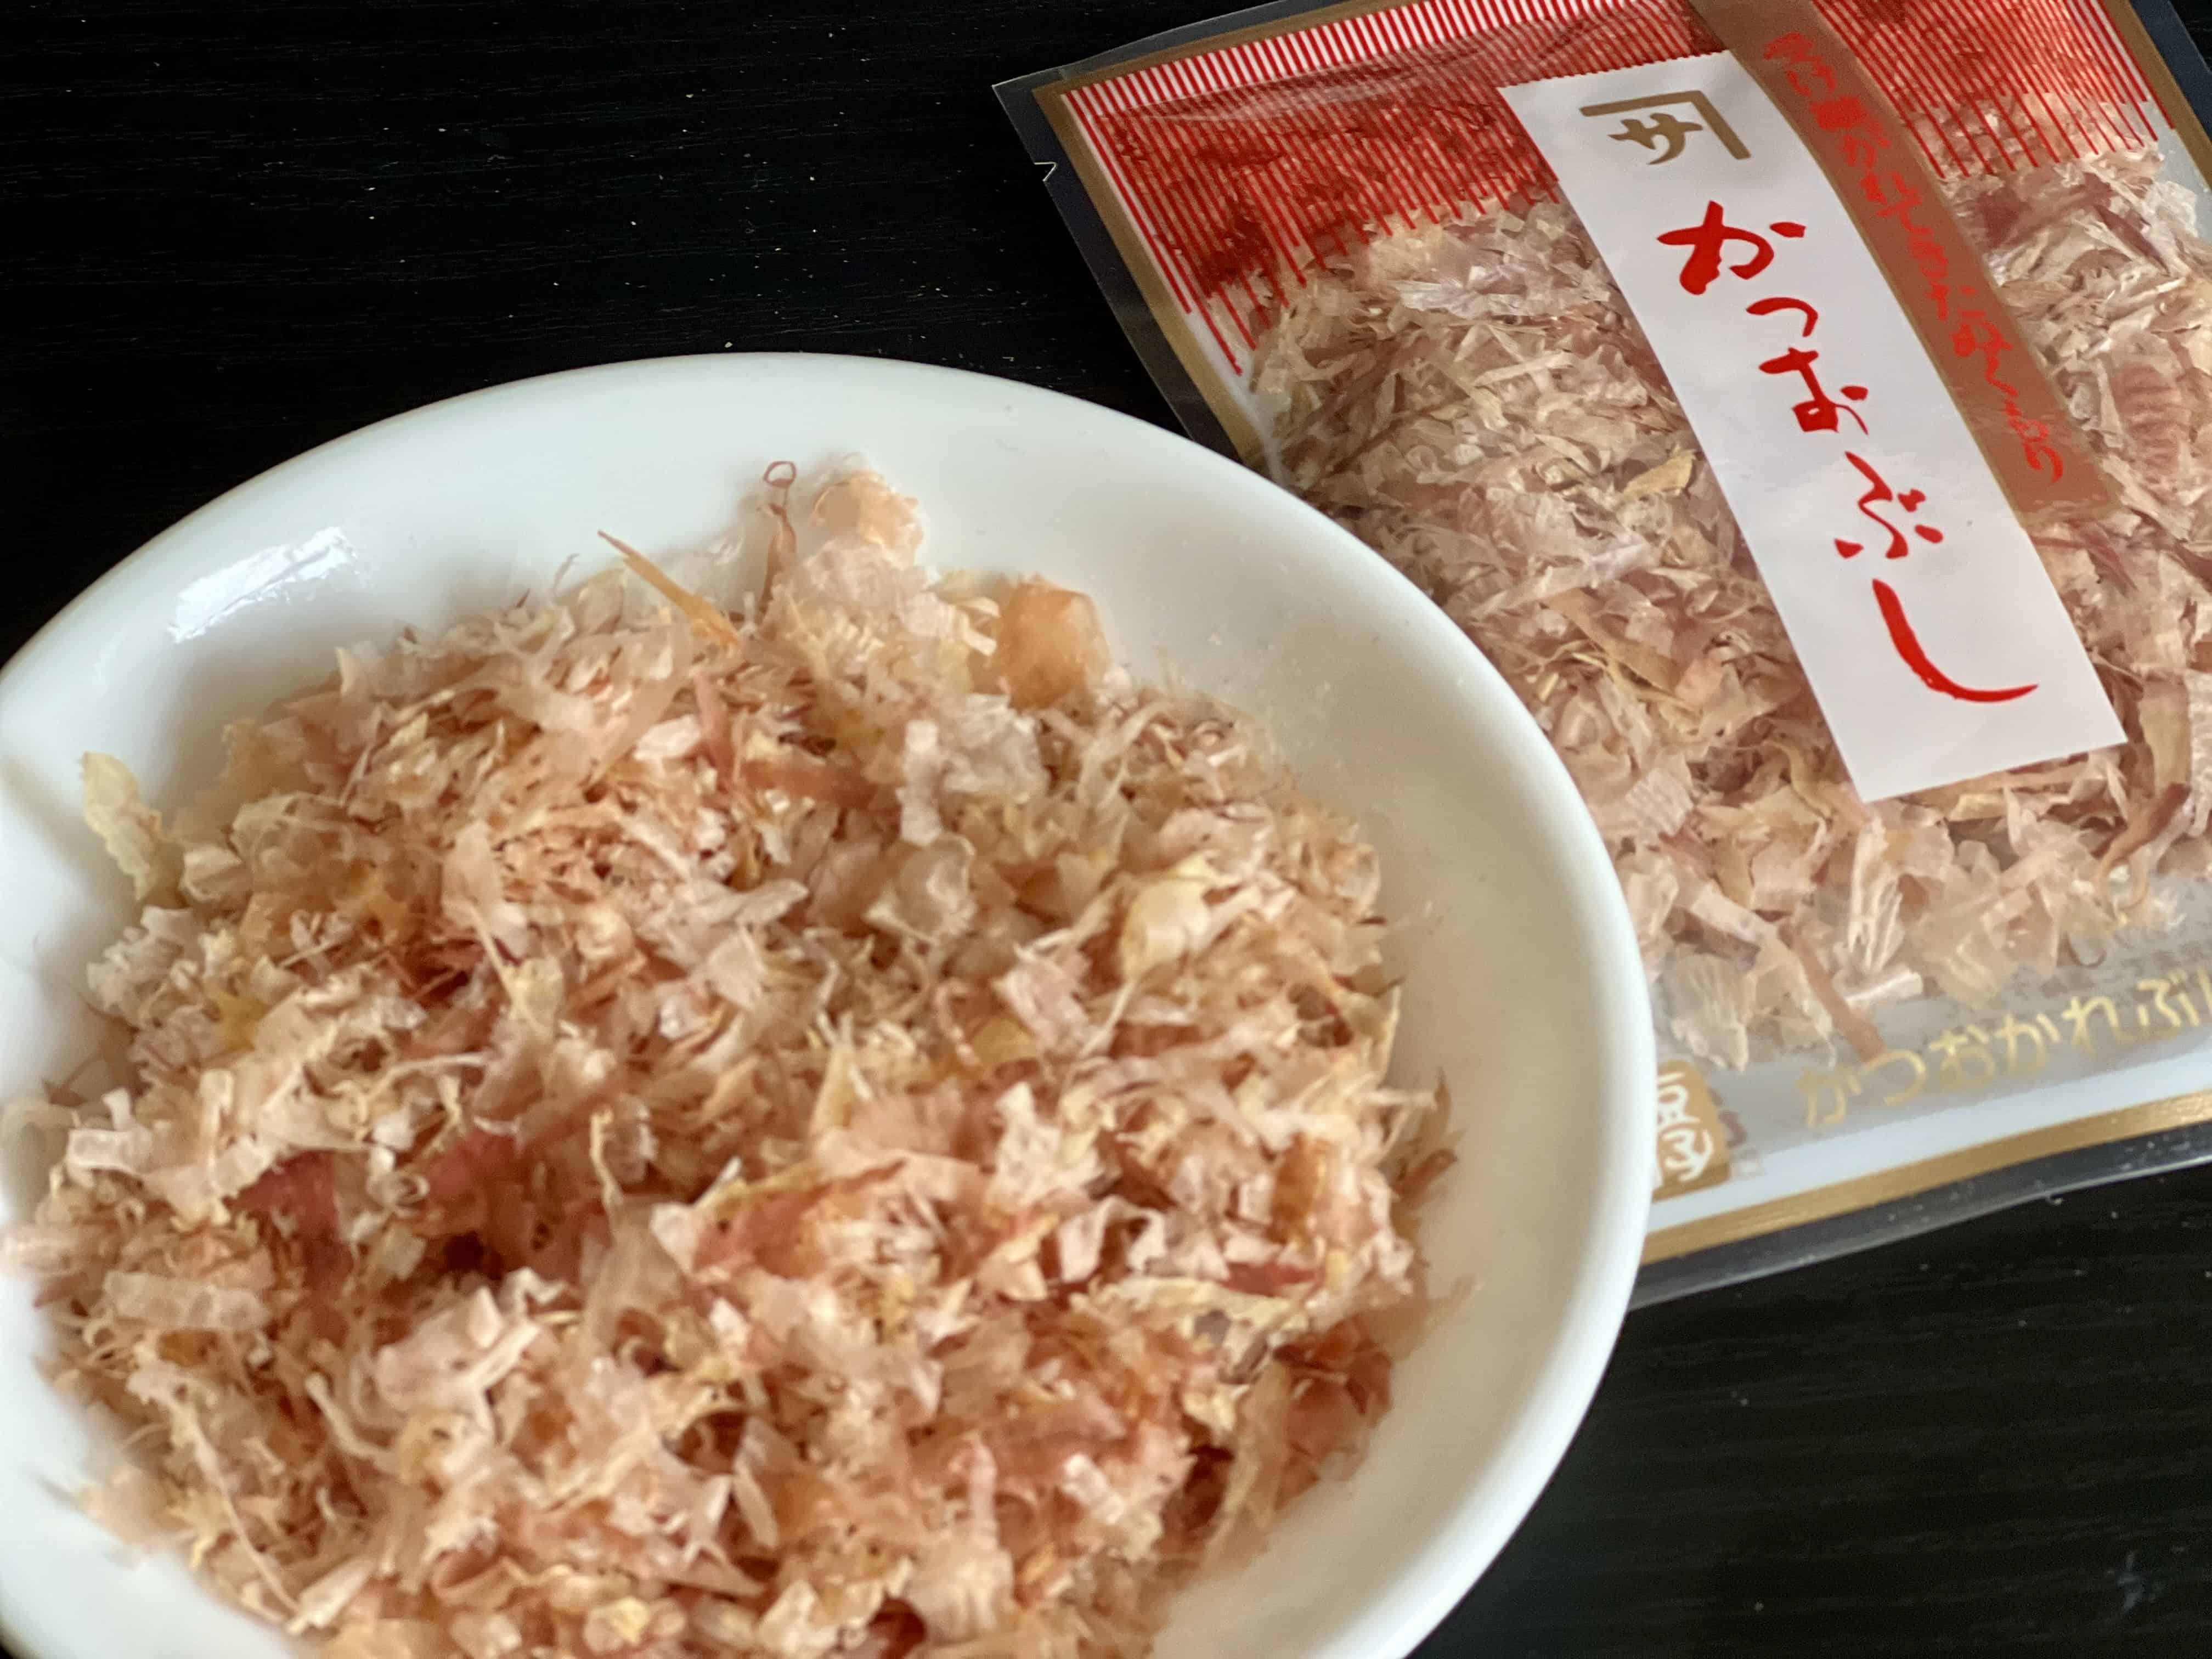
[
  {"xmin": 7, "ymin": 466, "xmax": 1440, "ymax": 1659},
  {"xmin": 1262, "ymin": 147, "xmax": 2212, "ymax": 1068},
  {"xmin": 1005, "ymin": 0, "xmax": 2212, "ymax": 1080}
]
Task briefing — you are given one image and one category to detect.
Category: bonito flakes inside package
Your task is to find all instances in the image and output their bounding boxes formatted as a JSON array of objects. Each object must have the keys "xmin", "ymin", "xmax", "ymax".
[{"xmin": 1001, "ymin": 0, "xmax": 2212, "ymax": 1294}]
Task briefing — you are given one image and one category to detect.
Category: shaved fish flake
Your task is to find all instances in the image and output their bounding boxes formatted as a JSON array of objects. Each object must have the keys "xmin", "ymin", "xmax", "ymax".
[{"xmin": 11, "ymin": 464, "xmax": 1442, "ymax": 1659}]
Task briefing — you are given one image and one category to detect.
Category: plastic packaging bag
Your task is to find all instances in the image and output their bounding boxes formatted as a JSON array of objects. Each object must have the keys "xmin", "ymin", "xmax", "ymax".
[{"xmin": 1000, "ymin": 0, "xmax": 2212, "ymax": 1299}]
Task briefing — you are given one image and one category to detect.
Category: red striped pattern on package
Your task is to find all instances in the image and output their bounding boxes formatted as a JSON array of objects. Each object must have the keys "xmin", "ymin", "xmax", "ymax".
[{"xmin": 1059, "ymin": 0, "xmax": 2165, "ymax": 365}]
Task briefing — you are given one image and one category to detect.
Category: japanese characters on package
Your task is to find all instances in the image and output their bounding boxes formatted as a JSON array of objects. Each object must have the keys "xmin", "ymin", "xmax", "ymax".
[{"xmin": 1000, "ymin": 0, "xmax": 2212, "ymax": 1295}]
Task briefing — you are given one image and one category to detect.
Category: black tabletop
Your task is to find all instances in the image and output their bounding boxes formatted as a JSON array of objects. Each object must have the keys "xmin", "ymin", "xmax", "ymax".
[{"xmin": 9, "ymin": 2, "xmax": 2212, "ymax": 1654}]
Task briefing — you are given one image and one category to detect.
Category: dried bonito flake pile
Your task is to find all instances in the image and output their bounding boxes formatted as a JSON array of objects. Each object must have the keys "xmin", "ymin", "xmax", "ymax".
[
  {"xmin": 1261, "ymin": 146, "xmax": 2212, "ymax": 1068},
  {"xmin": 3, "ymin": 469, "xmax": 1441, "ymax": 1659}
]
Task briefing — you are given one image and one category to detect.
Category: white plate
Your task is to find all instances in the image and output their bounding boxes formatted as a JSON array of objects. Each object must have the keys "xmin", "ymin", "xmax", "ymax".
[{"xmin": 0, "ymin": 354, "xmax": 1651, "ymax": 1659}]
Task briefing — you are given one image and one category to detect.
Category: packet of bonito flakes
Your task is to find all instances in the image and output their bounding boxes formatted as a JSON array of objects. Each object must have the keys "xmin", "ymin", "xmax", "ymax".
[{"xmin": 1000, "ymin": 0, "xmax": 2212, "ymax": 1298}]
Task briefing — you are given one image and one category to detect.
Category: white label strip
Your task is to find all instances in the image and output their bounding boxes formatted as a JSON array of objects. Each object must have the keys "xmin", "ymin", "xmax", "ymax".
[{"xmin": 1503, "ymin": 53, "xmax": 2120, "ymax": 802}]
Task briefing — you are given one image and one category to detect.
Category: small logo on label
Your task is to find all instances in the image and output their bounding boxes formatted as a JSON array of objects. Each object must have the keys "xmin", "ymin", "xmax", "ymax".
[
  {"xmin": 1577, "ymin": 92, "xmax": 1749, "ymax": 164},
  {"xmin": 1655, "ymin": 1059, "xmax": 1731, "ymax": 1198}
]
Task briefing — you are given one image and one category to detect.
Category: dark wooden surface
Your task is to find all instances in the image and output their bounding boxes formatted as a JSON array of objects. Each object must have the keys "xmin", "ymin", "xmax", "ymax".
[{"xmin": 7, "ymin": 2, "xmax": 2211, "ymax": 1652}]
